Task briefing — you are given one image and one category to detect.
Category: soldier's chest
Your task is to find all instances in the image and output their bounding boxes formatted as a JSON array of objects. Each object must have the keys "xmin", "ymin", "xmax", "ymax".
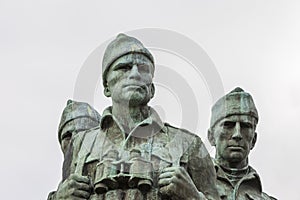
[
  {"xmin": 82, "ymin": 135, "xmax": 176, "ymax": 193},
  {"xmin": 216, "ymin": 179, "xmax": 265, "ymax": 200}
]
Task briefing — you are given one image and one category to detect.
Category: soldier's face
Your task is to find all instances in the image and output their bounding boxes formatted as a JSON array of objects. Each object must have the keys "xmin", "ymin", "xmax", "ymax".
[
  {"xmin": 105, "ymin": 53, "xmax": 154, "ymax": 106},
  {"xmin": 211, "ymin": 115, "xmax": 257, "ymax": 167},
  {"xmin": 60, "ymin": 118, "xmax": 99, "ymax": 155}
]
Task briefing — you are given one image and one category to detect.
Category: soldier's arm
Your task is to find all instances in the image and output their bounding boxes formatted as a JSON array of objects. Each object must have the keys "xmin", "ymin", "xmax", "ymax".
[
  {"xmin": 186, "ymin": 136, "xmax": 220, "ymax": 200},
  {"xmin": 52, "ymin": 132, "xmax": 92, "ymax": 200},
  {"xmin": 158, "ymin": 165, "xmax": 209, "ymax": 200},
  {"xmin": 158, "ymin": 128, "xmax": 220, "ymax": 200}
]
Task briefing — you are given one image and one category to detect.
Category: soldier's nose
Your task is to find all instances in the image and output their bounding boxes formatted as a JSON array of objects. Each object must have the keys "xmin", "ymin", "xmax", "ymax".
[
  {"xmin": 128, "ymin": 65, "xmax": 141, "ymax": 80},
  {"xmin": 232, "ymin": 122, "xmax": 242, "ymax": 140}
]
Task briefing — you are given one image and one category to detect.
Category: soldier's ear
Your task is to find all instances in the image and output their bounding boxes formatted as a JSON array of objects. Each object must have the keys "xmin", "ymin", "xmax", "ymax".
[
  {"xmin": 104, "ymin": 87, "xmax": 111, "ymax": 97},
  {"xmin": 208, "ymin": 128, "xmax": 216, "ymax": 146},
  {"xmin": 150, "ymin": 83, "xmax": 155, "ymax": 99},
  {"xmin": 250, "ymin": 132, "xmax": 257, "ymax": 150}
]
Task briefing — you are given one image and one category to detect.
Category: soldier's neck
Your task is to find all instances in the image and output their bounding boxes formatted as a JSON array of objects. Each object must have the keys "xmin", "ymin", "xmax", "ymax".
[
  {"xmin": 112, "ymin": 103, "xmax": 150, "ymax": 132},
  {"xmin": 216, "ymin": 157, "xmax": 249, "ymax": 170}
]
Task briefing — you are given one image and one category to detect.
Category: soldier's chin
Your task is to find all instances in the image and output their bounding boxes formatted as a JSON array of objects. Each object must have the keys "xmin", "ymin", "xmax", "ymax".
[
  {"xmin": 128, "ymin": 93, "xmax": 151, "ymax": 106},
  {"xmin": 228, "ymin": 152, "xmax": 244, "ymax": 162}
]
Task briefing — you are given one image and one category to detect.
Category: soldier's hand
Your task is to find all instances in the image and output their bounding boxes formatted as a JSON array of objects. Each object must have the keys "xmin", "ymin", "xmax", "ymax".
[
  {"xmin": 55, "ymin": 174, "xmax": 92, "ymax": 200},
  {"xmin": 158, "ymin": 166, "xmax": 206, "ymax": 200}
]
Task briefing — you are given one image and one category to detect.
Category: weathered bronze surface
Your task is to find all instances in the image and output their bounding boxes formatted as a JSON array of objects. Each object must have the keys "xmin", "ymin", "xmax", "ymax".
[
  {"xmin": 58, "ymin": 100, "xmax": 101, "ymax": 155},
  {"xmin": 49, "ymin": 34, "xmax": 220, "ymax": 200},
  {"xmin": 48, "ymin": 100, "xmax": 101, "ymax": 199},
  {"xmin": 208, "ymin": 87, "xmax": 276, "ymax": 200}
]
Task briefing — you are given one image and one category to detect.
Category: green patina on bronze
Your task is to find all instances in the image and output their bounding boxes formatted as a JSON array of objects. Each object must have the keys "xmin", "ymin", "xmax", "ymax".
[
  {"xmin": 48, "ymin": 34, "xmax": 220, "ymax": 200},
  {"xmin": 58, "ymin": 100, "xmax": 101, "ymax": 155},
  {"xmin": 208, "ymin": 87, "xmax": 276, "ymax": 200}
]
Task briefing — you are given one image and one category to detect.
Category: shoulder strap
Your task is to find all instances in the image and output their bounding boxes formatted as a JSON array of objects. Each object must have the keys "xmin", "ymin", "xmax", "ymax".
[{"xmin": 74, "ymin": 130, "xmax": 99, "ymax": 175}]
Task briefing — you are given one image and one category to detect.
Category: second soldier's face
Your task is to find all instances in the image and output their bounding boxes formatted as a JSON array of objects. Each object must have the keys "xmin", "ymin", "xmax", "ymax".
[
  {"xmin": 212, "ymin": 115, "xmax": 257, "ymax": 166},
  {"xmin": 105, "ymin": 53, "xmax": 154, "ymax": 106}
]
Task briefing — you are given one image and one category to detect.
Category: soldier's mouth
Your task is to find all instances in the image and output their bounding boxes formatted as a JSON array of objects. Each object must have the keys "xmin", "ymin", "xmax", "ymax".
[
  {"xmin": 125, "ymin": 85, "xmax": 143, "ymax": 88},
  {"xmin": 123, "ymin": 83, "xmax": 148, "ymax": 90},
  {"xmin": 227, "ymin": 146, "xmax": 243, "ymax": 151}
]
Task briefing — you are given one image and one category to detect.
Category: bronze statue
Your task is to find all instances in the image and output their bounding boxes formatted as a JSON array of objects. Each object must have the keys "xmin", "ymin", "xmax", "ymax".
[
  {"xmin": 208, "ymin": 87, "xmax": 276, "ymax": 200},
  {"xmin": 48, "ymin": 100, "xmax": 101, "ymax": 199},
  {"xmin": 49, "ymin": 34, "xmax": 220, "ymax": 200}
]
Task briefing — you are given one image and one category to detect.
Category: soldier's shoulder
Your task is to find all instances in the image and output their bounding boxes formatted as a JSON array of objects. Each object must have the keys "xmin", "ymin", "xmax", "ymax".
[
  {"xmin": 85, "ymin": 125, "xmax": 101, "ymax": 133},
  {"xmin": 72, "ymin": 126, "xmax": 101, "ymax": 144},
  {"xmin": 247, "ymin": 166, "xmax": 277, "ymax": 200},
  {"xmin": 164, "ymin": 122, "xmax": 201, "ymax": 140},
  {"xmin": 70, "ymin": 126, "xmax": 101, "ymax": 159}
]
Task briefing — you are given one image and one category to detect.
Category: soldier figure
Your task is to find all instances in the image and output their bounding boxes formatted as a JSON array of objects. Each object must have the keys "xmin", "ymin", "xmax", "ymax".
[
  {"xmin": 58, "ymin": 100, "xmax": 101, "ymax": 155},
  {"xmin": 208, "ymin": 87, "xmax": 276, "ymax": 200},
  {"xmin": 48, "ymin": 100, "xmax": 101, "ymax": 200},
  {"xmin": 51, "ymin": 34, "xmax": 220, "ymax": 200}
]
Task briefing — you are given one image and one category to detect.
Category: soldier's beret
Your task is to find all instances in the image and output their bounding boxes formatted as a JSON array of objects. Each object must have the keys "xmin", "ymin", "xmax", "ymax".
[
  {"xmin": 102, "ymin": 33, "xmax": 154, "ymax": 87},
  {"xmin": 210, "ymin": 87, "xmax": 258, "ymax": 128},
  {"xmin": 58, "ymin": 100, "xmax": 101, "ymax": 143}
]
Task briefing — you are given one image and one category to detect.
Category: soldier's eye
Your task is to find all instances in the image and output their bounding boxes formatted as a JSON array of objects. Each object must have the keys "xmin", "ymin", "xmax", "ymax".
[
  {"xmin": 116, "ymin": 64, "xmax": 131, "ymax": 71},
  {"xmin": 61, "ymin": 131, "xmax": 72, "ymax": 140},
  {"xmin": 222, "ymin": 121, "xmax": 235, "ymax": 128},
  {"xmin": 240, "ymin": 122, "xmax": 252, "ymax": 129},
  {"xmin": 138, "ymin": 64, "xmax": 150, "ymax": 72}
]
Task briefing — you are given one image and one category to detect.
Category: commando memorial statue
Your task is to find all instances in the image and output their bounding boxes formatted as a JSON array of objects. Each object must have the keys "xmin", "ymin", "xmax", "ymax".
[
  {"xmin": 207, "ymin": 87, "xmax": 276, "ymax": 200},
  {"xmin": 48, "ymin": 33, "xmax": 220, "ymax": 200}
]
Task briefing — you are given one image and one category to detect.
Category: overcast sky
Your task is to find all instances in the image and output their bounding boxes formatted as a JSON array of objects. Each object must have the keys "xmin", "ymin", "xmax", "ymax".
[{"xmin": 1, "ymin": 1, "xmax": 299, "ymax": 199}]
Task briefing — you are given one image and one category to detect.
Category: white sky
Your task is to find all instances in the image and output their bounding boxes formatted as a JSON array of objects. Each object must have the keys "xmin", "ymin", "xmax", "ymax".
[{"xmin": 1, "ymin": 0, "xmax": 299, "ymax": 199}]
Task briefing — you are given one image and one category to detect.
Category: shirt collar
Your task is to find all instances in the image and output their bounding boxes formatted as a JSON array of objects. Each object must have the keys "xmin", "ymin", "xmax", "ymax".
[
  {"xmin": 100, "ymin": 106, "xmax": 166, "ymax": 135},
  {"xmin": 213, "ymin": 159, "xmax": 263, "ymax": 192}
]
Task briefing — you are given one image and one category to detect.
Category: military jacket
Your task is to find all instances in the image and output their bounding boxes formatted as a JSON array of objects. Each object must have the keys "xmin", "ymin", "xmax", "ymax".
[
  {"xmin": 61, "ymin": 107, "xmax": 219, "ymax": 200},
  {"xmin": 213, "ymin": 161, "xmax": 276, "ymax": 200}
]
